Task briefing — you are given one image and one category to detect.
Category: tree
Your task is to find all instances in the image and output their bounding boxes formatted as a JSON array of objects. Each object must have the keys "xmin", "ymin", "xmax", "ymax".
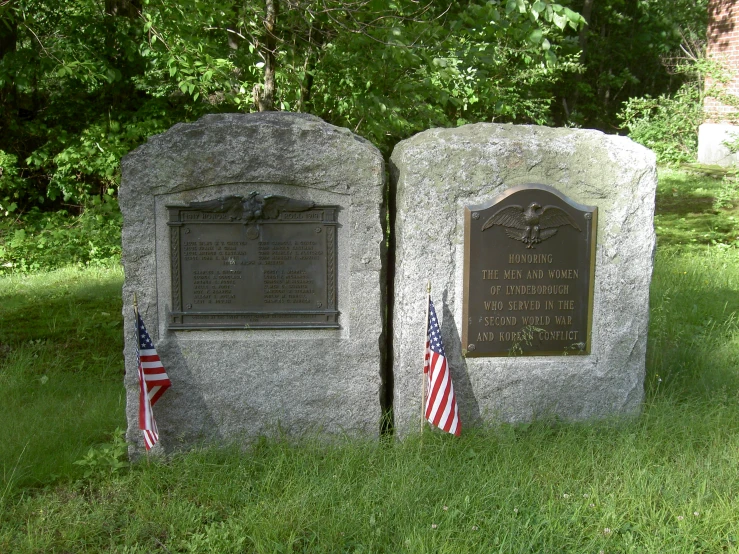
[
  {"xmin": 253, "ymin": 0, "xmax": 277, "ymax": 111},
  {"xmin": 0, "ymin": 0, "xmax": 585, "ymax": 214},
  {"xmin": 221, "ymin": 0, "xmax": 586, "ymax": 150},
  {"xmin": 555, "ymin": 0, "xmax": 709, "ymax": 130}
]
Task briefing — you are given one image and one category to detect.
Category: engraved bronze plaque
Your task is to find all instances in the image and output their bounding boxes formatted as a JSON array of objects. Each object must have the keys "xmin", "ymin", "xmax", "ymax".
[
  {"xmin": 462, "ymin": 184, "xmax": 597, "ymax": 356},
  {"xmin": 167, "ymin": 193, "xmax": 339, "ymax": 329}
]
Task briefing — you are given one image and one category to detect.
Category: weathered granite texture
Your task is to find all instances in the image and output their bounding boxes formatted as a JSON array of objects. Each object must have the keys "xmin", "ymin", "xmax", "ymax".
[
  {"xmin": 120, "ymin": 113, "xmax": 385, "ymax": 454},
  {"xmin": 390, "ymin": 123, "xmax": 657, "ymax": 436}
]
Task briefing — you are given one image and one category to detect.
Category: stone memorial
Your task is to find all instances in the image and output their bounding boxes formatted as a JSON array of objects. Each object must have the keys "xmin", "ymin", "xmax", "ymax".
[
  {"xmin": 390, "ymin": 124, "xmax": 657, "ymax": 435},
  {"xmin": 120, "ymin": 113, "xmax": 386, "ymax": 453}
]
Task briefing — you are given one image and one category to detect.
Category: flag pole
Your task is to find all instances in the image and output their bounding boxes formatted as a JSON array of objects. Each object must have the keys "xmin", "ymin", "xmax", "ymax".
[
  {"xmin": 421, "ymin": 281, "xmax": 431, "ymax": 433},
  {"xmin": 133, "ymin": 292, "xmax": 139, "ymax": 324},
  {"xmin": 133, "ymin": 292, "xmax": 149, "ymax": 463},
  {"xmin": 133, "ymin": 292, "xmax": 141, "ymax": 360}
]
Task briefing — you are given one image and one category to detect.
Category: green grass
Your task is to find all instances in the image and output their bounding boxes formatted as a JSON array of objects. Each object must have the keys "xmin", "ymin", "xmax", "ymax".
[
  {"xmin": 1, "ymin": 169, "xmax": 739, "ymax": 552},
  {"xmin": 0, "ymin": 265, "xmax": 126, "ymax": 492},
  {"xmin": 648, "ymin": 247, "xmax": 739, "ymax": 398},
  {"xmin": 3, "ymin": 403, "xmax": 739, "ymax": 552}
]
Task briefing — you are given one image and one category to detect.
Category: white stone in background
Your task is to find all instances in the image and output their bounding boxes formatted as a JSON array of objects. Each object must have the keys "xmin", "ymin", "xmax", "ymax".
[
  {"xmin": 698, "ymin": 123, "xmax": 739, "ymax": 166},
  {"xmin": 390, "ymin": 123, "xmax": 657, "ymax": 436},
  {"xmin": 120, "ymin": 113, "xmax": 386, "ymax": 454}
]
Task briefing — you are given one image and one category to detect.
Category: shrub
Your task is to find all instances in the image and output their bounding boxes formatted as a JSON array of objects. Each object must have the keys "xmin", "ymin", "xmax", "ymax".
[
  {"xmin": 0, "ymin": 150, "xmax": 27, "ymax": 217},
  {"xmin": 617, "ymin": 83, "xmax": 702, "ymax": 164},
  {"xmin": 0, "ymin": 196, "xmax": 122, "ymax": 274}
]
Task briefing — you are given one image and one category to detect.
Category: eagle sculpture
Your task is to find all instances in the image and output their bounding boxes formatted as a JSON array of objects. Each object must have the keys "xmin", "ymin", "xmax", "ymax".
[
  {"xmin": 187, "ymin": 192, "xmax": 314, "ymax": 223},
  {"xmin": 481, "ymin": 202, "xmax": 581, "ymax": 248},
  {"xmin": 185, "ymin": 192, "xmax": 315, "ymax": 240}
]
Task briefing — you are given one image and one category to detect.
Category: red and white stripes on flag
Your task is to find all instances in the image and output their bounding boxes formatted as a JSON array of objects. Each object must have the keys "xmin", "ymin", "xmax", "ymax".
[
  {"xmin": 136, "ymin": 312, "xmax": 171, "ymax": 450},
  {"xmin": 424, "ymin": 297, "xmax": 461, "ymax": 436}
]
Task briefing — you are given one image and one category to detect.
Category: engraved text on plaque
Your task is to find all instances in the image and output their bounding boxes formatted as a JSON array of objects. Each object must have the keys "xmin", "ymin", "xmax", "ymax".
[
  {"xmin": 167, "ymin": 193, "xmax": 339, "ymax": 329},
  {"xmin": 462, "ymin": 184, "xmax": 596, "ymax": 356}
]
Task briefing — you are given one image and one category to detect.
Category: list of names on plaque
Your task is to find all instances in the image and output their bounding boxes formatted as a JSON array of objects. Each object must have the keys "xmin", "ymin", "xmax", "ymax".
[
  {"xmin": 463, "ymin": 184, "xmax": 597, "ymax": 356},
  {"xmin": 167, "ymin": 195, "xmax": 339, "ymax": 330}
]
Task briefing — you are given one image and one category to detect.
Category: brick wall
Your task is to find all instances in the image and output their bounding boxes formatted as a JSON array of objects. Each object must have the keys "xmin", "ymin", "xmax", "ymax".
[{"xmin": 705, "ymin": 0, "xmax": 739, "ymax": 123}]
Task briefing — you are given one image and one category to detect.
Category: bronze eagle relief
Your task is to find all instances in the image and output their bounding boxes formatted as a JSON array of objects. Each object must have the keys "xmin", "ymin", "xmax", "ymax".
[
  {"xmin": 185, "ymin": 192, "xmax": 315, "ymax": 240},
  {"xmin": 481, "ymin": 202, "xmax": 581, "ymax": 248},
  {"xmin": 187, "ymin": 192, "xmax": 315, "ymax": 222}
]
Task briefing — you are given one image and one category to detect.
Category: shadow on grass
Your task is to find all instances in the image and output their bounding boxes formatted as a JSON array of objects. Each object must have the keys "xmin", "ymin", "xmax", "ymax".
[
  {"xmin": 655, "ymin": 194, "xmax": 715, "ymax": 216},
  {"xmin": 655, "ymin": 168, "xmax": 739, "ymax": 248},
  {"xmin": 0, "ymin": 269, "xmax": 123, "ymax": 351}
]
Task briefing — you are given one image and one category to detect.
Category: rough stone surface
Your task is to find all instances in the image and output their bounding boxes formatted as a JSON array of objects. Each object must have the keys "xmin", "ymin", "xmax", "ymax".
[
  {"xmin": 120, "ymin": 113, "xmax": 385, "ymax": 454},
  {"xmin": 390, "ymin": 123, "xmax": 657, "ymax": 436}
]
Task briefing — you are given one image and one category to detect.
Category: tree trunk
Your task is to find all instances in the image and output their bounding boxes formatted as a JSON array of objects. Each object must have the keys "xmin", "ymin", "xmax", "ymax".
[
  {"xmin": 578, "ymin": 0, "xmax": 594, "ymax": 62},
  {"xmin": 0, "ymin": 17, "xmax": 16, "ymax": 61},
  {"xmin": 0, "ymin": 13, "xmax": 17, "ymax": 124},
  {"xmin": 296, "ymin": 54, "xmax": 314, "ymax": 112},
  {"xmin": 105, "ymin": 0, "xmax": 141, "ymax": 18},
  {"xmin": 257, "ymin": 0, "xmax": 278, "ymax": 111}
]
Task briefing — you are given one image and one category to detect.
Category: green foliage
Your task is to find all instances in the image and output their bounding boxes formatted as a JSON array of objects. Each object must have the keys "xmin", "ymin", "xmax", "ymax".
[
  {"xmin": 618, "ymin": 84, "xmax": 702, "ymax": 164},
  {"xmin": 0, "ymin": 150, "xmax": 23, "ymax": 216},
  {"xmin": 291, "ymin": 0, "xmax": 586, "ymax": 152},
  {"xmin": 712, "ymin": 176, "xmax": 739, "ymax": 211},
  {"xmin": 617, "ymin": 44, "xmax": 723, "ymax": 165},
  {"xmin": 73, "ymin": 428, "xmax": 128, "ymax": 478},
  {"xmin": 705, "ymin": 60, "xmax": 739, "ymax": 127},
  {"xmin": 138, "ymin": 0, "xmax": 251, "ymax": 105},
  {"xmin": 0, "ymin": 0, "xmax": 715, "ymax": 213},
  {"xmin": 721, "ymin": 133, "xmax": 739, "ymax": 154},
  {"xmin": 0, "ymin": 0, "xmax": 587, "ymax": 209},
  {"xmin": 0, "ymin": 0, "xmax": 200, "ymax": 211},
  {"xmin": 557, "ymin": 0, "xmax": 709, "ymax": 129},
  {"xmin": 0, "ymin": 195, "xmax": 122, "ymax": 273}
]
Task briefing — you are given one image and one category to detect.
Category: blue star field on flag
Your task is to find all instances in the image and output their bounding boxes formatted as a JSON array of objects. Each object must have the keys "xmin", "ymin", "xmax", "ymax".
[
  {"xmin": 137, "ymin": 316, "xmax": 156, "ymax": 350},
  {"xmin": 427, "ymin": 300, "xmax": 446, "ymax": 357}
]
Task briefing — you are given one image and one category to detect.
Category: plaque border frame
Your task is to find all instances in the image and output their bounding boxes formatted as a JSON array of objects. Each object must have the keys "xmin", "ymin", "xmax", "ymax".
[
  {"xmin": 462, "ymin": 183, "xmax": 597, "ymax": 357},
  {"xmin": 166, "ymin": 201, "xmax": 341, "ymax": 330}
]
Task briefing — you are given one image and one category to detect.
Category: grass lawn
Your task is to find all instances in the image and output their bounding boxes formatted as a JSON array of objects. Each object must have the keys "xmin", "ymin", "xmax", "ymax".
[
  {"xmin": 0, "ymin": 266, "xmax": 126, "ymax": 491},
  {"xmin": 1, "ymin": 169, "xmax": 739, "ymax": 552}
]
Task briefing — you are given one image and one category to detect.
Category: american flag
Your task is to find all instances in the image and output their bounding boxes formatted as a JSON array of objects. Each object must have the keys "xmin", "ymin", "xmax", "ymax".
[
  {"xmin": 424, "ymin": 298, "xmax": 461, "ymax": 436},
  {"xmin": 136, "ymin": 311, "xmax": 171, "ymax": 450}
]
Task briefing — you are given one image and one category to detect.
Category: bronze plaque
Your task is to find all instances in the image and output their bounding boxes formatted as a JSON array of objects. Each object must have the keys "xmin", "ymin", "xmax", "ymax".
[
  {"xmin": 462, "ymin": 184, "xmax": 597, "ymax": 356},
  {"xmin": 167, "ymin": 193, "xmax": 339, "ymax": 329}
]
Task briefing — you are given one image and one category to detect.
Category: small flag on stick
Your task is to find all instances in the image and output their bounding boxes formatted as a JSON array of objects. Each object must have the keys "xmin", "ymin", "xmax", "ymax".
[
  {"xmin": 134, "ymin": 299, "xmax": 171, "ymax": 450},
  {"xmin": 423, "ymin": 293, "xmax": 461, "ymax": 436}
]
